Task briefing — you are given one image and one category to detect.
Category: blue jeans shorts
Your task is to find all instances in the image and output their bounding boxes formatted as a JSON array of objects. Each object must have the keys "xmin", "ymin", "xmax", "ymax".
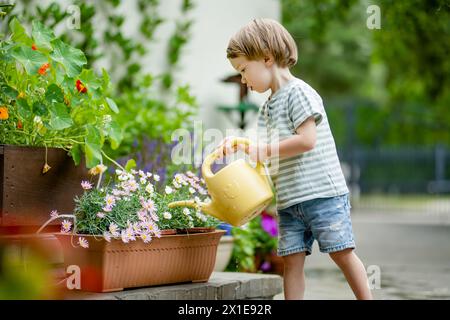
[{"xmin": 277, "ymin": 194, "xmax": 356, "ymax": 256}]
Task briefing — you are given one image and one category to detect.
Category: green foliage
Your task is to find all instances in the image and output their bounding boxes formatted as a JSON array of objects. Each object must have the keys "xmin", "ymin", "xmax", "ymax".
[
  {"xmin": 6, "ymin": 0, "xmax": 199, "ymax": 169},
  {"xmin": 108, "ymin": 74, "xmax": 198, "ymax": 160},
  {"xmin": 282, "ymin": 0, "xmax": 450, "ymax": 146},
  {"xmin": 226, "ymin": 215, "xmax": 278, "ymax": 272},
  {"xmin": 0, "ymin": 18, "xmax": 121, "ymax": 168},
  {"xmin": 162, "ymin": 0, "xmax": 195, "ymax": 90}
]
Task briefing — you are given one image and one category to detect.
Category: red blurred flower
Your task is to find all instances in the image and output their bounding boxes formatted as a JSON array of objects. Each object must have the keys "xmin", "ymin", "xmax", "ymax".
[
  {"xmin": 17, "ymin": 120, "xmax": 23, "ymax": 129},
  {"xmin": 38, "ymin": 63, "xmax": 50, "ymax": 75},
  {"xmin": 31, "ymin": 44, "xmax": 37, "ymax": 50},
  {"xmin": 76, "ymin": 80, "xmax": 87, "ymax": 93}
]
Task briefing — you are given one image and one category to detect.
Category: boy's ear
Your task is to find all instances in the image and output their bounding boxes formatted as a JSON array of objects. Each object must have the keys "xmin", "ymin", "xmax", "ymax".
[{"xmin": 264, "ymin": 54, "xmax": 275, "ymax": 67}]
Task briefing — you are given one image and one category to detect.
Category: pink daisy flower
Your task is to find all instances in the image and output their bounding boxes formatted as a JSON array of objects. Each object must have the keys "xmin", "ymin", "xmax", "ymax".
[
  {"xmin": 140, "ymin": 232, "xmax": 152, "ymax": 243},
  {"xmin": 81, "ymin": 180, "xmax": 93, "ymax": 190},
  {"xmin": 50, "ymin": 210, "xmax": 59, "ymax": 219},
  {"xmin": 103, "ymin": 231, "xmax": 112, "ymax": 242},
  {"xmin": 78, "ymin": 237, "xmax": 89, "ymax": 248},
  {"xmin": 61, "ymin": 220, "xmax": 72, "ymax": 233},
  {"xmin": 105, "ymin": 195, "xmax": 116, "ymax": 207}
]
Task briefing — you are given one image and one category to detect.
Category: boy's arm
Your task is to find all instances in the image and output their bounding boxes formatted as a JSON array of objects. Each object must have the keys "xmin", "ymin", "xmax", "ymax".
[
  {"xmin": 219, "ymin": 116, "xmax": 316, "ymax": 161},
  {"xmin": 270, "ymin": 116, "xmax": 317, "ymax": 159}
]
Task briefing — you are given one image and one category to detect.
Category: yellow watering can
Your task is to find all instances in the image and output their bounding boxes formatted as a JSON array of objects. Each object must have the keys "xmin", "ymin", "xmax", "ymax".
[{"xmin": 168, "ymin": 137, "xmax": 274, "ymax": 227}]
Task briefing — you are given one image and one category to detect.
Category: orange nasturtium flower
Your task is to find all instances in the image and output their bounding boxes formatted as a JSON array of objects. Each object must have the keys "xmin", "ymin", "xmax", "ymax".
[
  {"xmin": 38, "ymin": 63, "xmax": 50, "ymax": 75},
  {"xmin": 75, "ymin": 79, "xmax": 87, "ymax": 93},
  {"xmin": 31, "ymin": 44, "xmax": 38, "ymax": 50},
  {"xmin": 0, "ymin": 106, "xmax": 9, "ymax": 120}
]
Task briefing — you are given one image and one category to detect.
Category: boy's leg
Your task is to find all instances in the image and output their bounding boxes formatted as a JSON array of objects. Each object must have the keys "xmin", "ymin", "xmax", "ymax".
[
  {"xmin": 329, "ymin": 248, "xmax": 373, "ymax": 300},
  {"xmin": 282, "ymin": 252, "xmax": 306, "ymax": 300}
]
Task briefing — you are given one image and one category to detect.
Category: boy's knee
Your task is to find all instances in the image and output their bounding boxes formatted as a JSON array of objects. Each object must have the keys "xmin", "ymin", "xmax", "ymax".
[
  {"xmin": 282, "ymin": 252, "xmax": 306, "ymax": 269},
  {"xmin": 329, "ymin": 248, "xmax": 353, "ymax": 264}
]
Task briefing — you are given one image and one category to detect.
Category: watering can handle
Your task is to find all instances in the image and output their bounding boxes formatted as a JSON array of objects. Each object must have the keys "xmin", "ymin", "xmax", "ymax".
[{"xmin": 202, "ymin": 137, "xmax": 263, "ymax": 179}]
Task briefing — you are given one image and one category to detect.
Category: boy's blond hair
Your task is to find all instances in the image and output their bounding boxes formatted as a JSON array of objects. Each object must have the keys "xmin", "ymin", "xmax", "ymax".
[{"xmin": 227, "ymin": 18, "xmax": 298, "ymax": 68}]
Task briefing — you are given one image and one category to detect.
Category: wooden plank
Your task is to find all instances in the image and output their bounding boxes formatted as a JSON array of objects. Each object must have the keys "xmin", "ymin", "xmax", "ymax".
[{"xmin": 0, "ymin": 145, "xmax": 90, "ymax": 228}]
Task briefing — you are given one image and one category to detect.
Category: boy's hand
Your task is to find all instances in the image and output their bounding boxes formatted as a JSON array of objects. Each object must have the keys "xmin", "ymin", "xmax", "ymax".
[
  {"xmin": 217, "ymin": 137, "xmax": 270, "ymax": 162},
  {"xmin": 217, "ymin": 136, "xmax": 245, "ymax": 158}
]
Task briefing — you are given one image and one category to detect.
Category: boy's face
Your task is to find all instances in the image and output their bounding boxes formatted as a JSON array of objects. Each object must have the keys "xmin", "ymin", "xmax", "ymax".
[{"xmin": 229, "ymin": 56, "xmax": 272, "ymax": 94}]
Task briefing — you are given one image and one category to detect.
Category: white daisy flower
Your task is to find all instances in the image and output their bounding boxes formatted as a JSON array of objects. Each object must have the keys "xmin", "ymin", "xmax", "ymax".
[
  {"xmin": 109, "ymin": 223, "xmax": 119, "ymax": 236},
  {"xmin": 165, "ymin": 186, "xmax": 173, "ymax": 194},
  {"xmin": 163, "ymin": 212, "xmax": 172, "ymax": 219},
  {"xmin": 146, "ymin": 184, "xmax": 154, "ymax": 195}
]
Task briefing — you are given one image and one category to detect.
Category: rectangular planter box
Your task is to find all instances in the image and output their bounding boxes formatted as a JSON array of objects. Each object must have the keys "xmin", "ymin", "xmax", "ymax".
[
  {"xmin": 0, "ymin": 145, "xmax": 89, "ymax": 229},
  {"xmin": 56, "ymin": 230, "xmax": 226, "ymax": 293}
]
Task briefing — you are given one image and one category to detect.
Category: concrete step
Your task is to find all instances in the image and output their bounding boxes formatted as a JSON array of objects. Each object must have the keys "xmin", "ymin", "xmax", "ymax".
[{"xmin": 64, "ymin": 272, "xmax": 283, "ymax": 300}]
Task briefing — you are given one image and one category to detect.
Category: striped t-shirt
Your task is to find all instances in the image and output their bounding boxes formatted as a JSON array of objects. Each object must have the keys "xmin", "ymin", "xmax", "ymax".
[{"xmin": 257, "ymin": 77, "xmax": 348, "ymax": 210}]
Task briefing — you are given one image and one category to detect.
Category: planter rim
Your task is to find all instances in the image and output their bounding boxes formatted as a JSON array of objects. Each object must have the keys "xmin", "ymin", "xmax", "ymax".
[{"xmin": 54, "ymin": 229, "xmax": 225, "ymax": 239}]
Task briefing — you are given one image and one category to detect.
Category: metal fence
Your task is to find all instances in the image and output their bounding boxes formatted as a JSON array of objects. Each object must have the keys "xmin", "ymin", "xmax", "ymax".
[{"xmin": 337, "ymin": 145, "xmax": 450, "ymax": 214}]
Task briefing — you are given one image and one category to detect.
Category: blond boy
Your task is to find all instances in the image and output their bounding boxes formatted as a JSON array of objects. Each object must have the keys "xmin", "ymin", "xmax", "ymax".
[{"xmin": 221, "ymin": 18, "xmax": 373, "ymax": 300}]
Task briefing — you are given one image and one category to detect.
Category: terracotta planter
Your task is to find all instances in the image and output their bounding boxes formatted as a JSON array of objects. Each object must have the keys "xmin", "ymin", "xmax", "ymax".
[
  {"xmin": 160, "ymin": 229, "xmax": 177, "ymax": 235},
  {"xmin": 0, "ymin": 145, "xmax": 89, "ymax": 230},
  {"xmin": 55, "ymin": 230, "xmax": 226, "ymax": 292}
]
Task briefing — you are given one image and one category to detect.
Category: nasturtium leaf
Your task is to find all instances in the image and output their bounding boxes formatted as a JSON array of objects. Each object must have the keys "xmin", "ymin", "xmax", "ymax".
[
  {"xmin": 69, "ymin": 144, "xmax": 81, "ymax": 166},
  {"xmin": 45, "ymin": 84, "xmax": 64, "ymax": 104},
  {"xmin": 9, "ymin": 18, "xmax": 32, "ymax": 46},
  {"xmin": 1, "ymin": 84, "xmax": 18, "ymax": 99},
  {"xmin": 105, "ymin": 120, "xmax": 122, "ymax": 149},
  {"xmin": 78, "ymin": 69, "xmax": 102, "ymax": 90},
  {"xmin": 105, "ymin": 97, "xmax": 119, "ymax": 113},
  {"xmin": 125, "ymin": 159, "xmax": 137, "ymax": 172},
  {"xmin": 11, "ymin": 45, "xmax": 48, "ymax": 74},
  {"xmin": 16, "ymin": 98, "xmax": 32, "ymax": 119},
  {"xmin": 33, "ymin": 101, "xmax": 48, "ymax": 116},
  {"xmin": 50, "ymin": 39, "xmax": 87, "ymax": 77},
  {"xmin": 101, "ymin": 68, "xmax": 110, "ymax": 91},
  {"xmin": 49, "ymin": 103, "xmax": 73, "ymax": 130},
  {"xmin": 84, "ymin": 125, "xmax": 103, "ymax": 168},
  {"xmin": 32, "ymin": 20, "xmax": 55, "ymax": 50}
]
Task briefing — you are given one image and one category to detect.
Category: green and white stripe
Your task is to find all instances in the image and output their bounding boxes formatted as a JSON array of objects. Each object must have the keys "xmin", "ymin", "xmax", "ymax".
[{"xmin": 257, "ymin": 78, "xmax": 348, "ymax": 210}]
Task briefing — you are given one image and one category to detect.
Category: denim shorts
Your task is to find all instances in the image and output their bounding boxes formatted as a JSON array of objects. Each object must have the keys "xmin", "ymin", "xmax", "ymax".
[{"xmin": 277, "ymin": 194, "xmax": 356, "ymax": 256}]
